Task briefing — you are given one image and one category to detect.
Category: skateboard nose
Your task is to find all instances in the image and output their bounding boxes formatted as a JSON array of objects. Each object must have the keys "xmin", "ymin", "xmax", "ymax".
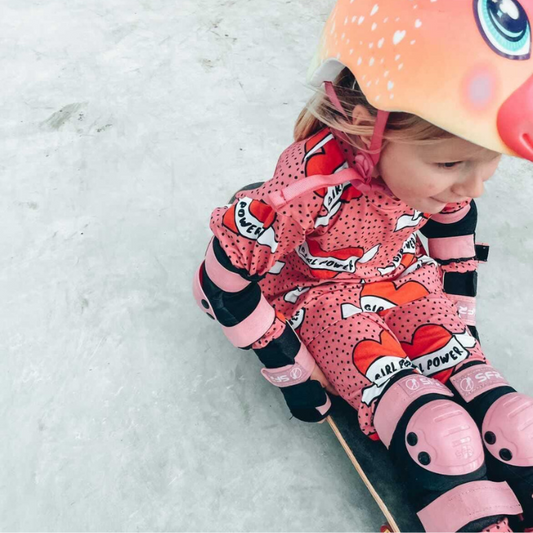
[{"xmin": 497, "ymin": 73, "xmax": 533, "ymax": 161}]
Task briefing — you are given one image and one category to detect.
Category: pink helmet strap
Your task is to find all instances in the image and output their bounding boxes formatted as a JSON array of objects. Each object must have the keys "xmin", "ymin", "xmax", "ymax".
[{"xmin": 324, "ymin": 81, "xmax": 390, "ymax": 170}]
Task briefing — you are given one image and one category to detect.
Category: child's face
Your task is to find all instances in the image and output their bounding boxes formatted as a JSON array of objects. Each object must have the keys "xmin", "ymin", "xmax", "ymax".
[{"xmin": 375, "ymin": 136, "xmax": 502, "ymax": 214}]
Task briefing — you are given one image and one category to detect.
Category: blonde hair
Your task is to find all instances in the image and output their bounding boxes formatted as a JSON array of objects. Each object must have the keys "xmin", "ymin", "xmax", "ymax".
[{"xmin": 294, "ymin": 68, "xmax": 454, "ymax": 153}]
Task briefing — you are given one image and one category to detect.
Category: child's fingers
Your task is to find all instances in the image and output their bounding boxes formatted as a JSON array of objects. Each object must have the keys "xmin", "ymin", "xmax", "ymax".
[{"xmin": 311, "ymin": 365, "xmax": 340, "ymax": 396}]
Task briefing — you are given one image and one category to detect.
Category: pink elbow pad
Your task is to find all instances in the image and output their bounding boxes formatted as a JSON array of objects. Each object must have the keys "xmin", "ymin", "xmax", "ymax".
[{"xmin": 221, "ymin": 295, "xmax": 276, "ymax": 349}]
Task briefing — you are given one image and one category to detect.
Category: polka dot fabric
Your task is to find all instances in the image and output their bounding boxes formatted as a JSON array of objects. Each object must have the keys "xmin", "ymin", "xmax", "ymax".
[{"xmin": 207, "ymin": 128, "xmax": 486, "ymax": 438}]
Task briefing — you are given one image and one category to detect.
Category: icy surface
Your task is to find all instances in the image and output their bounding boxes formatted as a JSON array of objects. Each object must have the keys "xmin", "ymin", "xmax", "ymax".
[{"xmin": 1, "ymin": 0, "xmax": 532, "ymax": 531}]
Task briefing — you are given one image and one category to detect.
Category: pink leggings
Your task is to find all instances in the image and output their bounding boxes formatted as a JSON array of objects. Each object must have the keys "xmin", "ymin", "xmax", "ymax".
[{"xmin": 304, "ymin": 293, "xmax": 486, "ymax": 439}]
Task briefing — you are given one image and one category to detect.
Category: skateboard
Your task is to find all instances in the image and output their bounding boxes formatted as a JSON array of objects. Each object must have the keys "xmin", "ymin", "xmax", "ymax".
[{"xmin": 327, "ymin": 396, "xmax": 424, "ymax": 533}]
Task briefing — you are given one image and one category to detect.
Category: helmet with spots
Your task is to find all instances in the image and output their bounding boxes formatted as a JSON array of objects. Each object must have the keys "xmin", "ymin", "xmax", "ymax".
[{"xmin": 309, "ymin": 0, "xmax": 533, "ymax": 162}]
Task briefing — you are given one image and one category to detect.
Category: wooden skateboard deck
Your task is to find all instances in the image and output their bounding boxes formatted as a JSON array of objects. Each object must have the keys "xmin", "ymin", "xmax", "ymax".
[{"xmin": 328, "ymin": 396, "xmax": 424, "ymax": 532}]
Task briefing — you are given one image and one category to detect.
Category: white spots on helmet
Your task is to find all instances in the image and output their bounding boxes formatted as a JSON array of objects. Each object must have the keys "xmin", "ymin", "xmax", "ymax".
[
  {"xmin": 410, "ymin": 40, "xmax": 416, "ymax": 45},
  {"xmin": 369, "ymin": 57, "xmax": 375, "ymax": 66},
  {"xmin": 330, "ymin": 21, "xmax": 336, "ymax": 35},
  {"xmin": 352, "ymin": 15, "xmax": 357, "ymax": 23},
  {"xmin": 375, "ymin": 95, "xmax": 381, "ymax": 101},
  {"xmin": 357, "ymin": 56, "xmax": 363, "ymax": 66},
  {"xmin": 366, "ymin": 80, "xmax": 372, "ymax": 87},
  {"xmin": 372, "ymin": 22, "xmax": 378, "ymax": 31},
  {"xmin": 378, "ymin": 38, "xmax": 385, "ymax": 48},
  {"xmin": 415, "ymin": 19, "xmax": 422, "ymax": 28},
  {"xmin": 393, "ymin": 30, "xmax": 406, "ymax": 45},
  {"xmin": 395, "ymin": 54, "xmax": 401, "ymax": 61},
  {"xmin": 370, "ymin": 4, "xmax": 379, "ymax": 16},
  {"xmin": 395, "ymin": 17, "xmax": 400, "ymax": 22},
  {"xmin": 344, "ymin": 16, "xmax": 348, "ymax": 25},
  {"xmin": 369, "ymin": 42, "xmax": 374, "ymax": 49},
  {"xmin": 383, "ymin": 17, "xmax": 389, "ymax": 23},
  {"xmin": 341, "ymin": 32, "xmax": 346, "ymax": 40},
  {"xmin": 387, "ymin": 81, "xmax": 394, "ymax": 91},
  {"xmin": 380, "ymin": 58, "xmax": 384, "ymax": 64},
  {"xmin": 337, "ymin": 52, "xmax": 341, "ymax": 59},
  {"xmin": 389, "ymin": 94, "xmax": 395, "ymax": 100},
  {"xmin": 350, "ymin": 48, "xmax": 354, "ymax": 55},
  {"xmin": 358, "ymin": 16, "xmax": 365, "ymax": 25},
  {"xmin": 398, "ymin": 63, "xmax": 404, "ymax": 70},
  {"xmin": 384, "ymin": 70, "xmax": 389, "ymax": 77}
]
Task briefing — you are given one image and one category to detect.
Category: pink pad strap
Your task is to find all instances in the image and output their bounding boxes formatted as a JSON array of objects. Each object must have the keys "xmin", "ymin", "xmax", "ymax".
[
  {"xmin": 221, "ymin": 294, "xmax": 276, "ymax": 348},
  {"xmin": 417, "ymin": 481, "xmax": 522, "ymax": 533},
  {"xmin": 374, "ymin": 374, "xmax": 454, "ymax": 448},
  {"xmin": 447, "ymin": 294, "xmax": 476, "ymax": 326},
  {"xmin": 449, "ymin": 365, "xmax": 510, "ymax": 403},
  {"xmin": 204, "ymin": 238, "xmax": 250, "ymax": 292},
  {"xmin": 260, "ymin": 343, "xmax": 316, "ymax": 387},
  {"xmin": 428, "ymin": 234, "xmax": 476, "ymax": 261}
]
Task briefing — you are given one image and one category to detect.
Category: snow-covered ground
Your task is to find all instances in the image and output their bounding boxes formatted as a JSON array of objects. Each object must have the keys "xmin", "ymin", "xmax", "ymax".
[{"xmin": 1, "ymin": 0, "xmax": 532, "ymax": 530}]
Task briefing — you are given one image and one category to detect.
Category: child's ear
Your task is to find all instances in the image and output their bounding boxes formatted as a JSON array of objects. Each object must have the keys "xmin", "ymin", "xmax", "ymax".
[{"xmin": 352, "ymin": 104, "xmax": 374, "ymax": 150}]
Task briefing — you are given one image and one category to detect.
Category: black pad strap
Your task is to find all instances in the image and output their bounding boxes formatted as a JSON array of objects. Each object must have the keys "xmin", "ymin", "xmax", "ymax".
[
  {"xmin": 443, "ymin": 271, "xmax": 478, "ymax": 297},
  {"xmin": 254, "ymin": 324, "xmax": 301, "ymax": 368},
  {"xmin": 475, "ymin": 244, "xmax": 490, "ymax": 262},
  {"xmin": 201, "ymin": 264, "xmax": 262, "ymax": 327}
]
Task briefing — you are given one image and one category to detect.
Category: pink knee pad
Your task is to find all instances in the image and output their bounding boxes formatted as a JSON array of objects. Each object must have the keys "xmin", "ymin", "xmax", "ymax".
[
  {"xmin": 405, "ymin": 399, "xmax": 485, "ymax": 476},
  {"xmin": 374, "ymin": 374, "xmax": 484, "ymax": 475},
  {"xmin": 482, "ymin": 392, "xmax": 533, "ymax": 467}
]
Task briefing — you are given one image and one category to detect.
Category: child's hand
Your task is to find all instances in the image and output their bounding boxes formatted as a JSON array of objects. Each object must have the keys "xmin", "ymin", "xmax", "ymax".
[{"xmin": 311, "ymin": 365, "xmax": 339, "ymax": 397}]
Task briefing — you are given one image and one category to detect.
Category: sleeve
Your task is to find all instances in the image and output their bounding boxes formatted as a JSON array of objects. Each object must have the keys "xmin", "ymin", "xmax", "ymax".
[
  {"xmin": 193, "ymin": 140, "xmax": 325, "ymax": 366},
  {"xmin": 419, "ymin": 199, "xmax": 489, "ymax": 339}
]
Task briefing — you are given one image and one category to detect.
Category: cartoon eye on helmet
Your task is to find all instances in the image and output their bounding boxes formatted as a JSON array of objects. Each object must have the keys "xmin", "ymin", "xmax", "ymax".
[
  {"xmin": 308, "ymin": 0, "xmax": 533, "ymax": 161},
  {"xmin": 474, "ymin": 0, "xmax": 531, "ymax": 60}
]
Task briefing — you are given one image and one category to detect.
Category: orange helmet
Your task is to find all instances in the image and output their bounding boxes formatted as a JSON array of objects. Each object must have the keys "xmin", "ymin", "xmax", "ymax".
[{"xmin": 309, "ymin": 0, "xmax": 533, "ymax": 161}]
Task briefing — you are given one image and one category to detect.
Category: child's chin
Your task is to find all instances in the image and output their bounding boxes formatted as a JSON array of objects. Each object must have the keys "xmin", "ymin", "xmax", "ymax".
[{"xmin": 408, "ymin": 198, "xmax": 446, "ymax": 214}]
